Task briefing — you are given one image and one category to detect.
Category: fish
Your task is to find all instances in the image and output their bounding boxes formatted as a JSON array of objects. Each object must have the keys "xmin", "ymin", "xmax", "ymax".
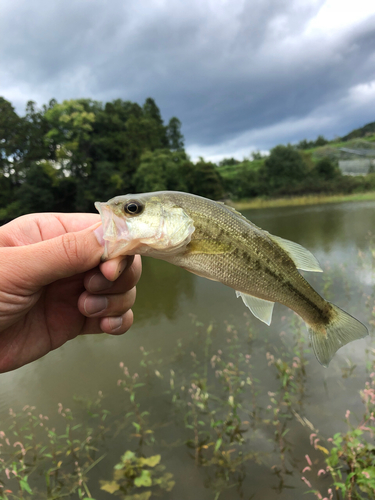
[{"xmin": 95, "ymin": 191, "xmax": 368, "ymax": 366}]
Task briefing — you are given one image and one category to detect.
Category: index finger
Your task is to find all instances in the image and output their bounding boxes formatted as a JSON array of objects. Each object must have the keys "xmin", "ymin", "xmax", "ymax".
[
  {"xmin": 52, "ymin": 213, "xmax": 101, "ymax": 233},
  {"xmin": 0, "ymin": 213, "xmax": 101, "ymax": 247}
]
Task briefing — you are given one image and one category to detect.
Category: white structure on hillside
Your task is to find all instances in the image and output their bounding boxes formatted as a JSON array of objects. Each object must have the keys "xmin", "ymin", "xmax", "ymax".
[{"xmin": 338, "ymin": 148, "xmax": 375, "ymax": 175}]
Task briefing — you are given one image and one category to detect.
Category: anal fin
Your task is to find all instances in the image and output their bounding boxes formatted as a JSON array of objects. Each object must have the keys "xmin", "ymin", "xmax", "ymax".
[{"xmin": 236, "ymin": 291, "xmax": 275, "ymax": 325}]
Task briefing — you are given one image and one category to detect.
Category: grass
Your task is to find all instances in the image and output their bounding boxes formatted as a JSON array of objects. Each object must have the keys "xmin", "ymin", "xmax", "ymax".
[{"xmin": 230, "ymin": 191, "xmax": 375, "ymax": 211}]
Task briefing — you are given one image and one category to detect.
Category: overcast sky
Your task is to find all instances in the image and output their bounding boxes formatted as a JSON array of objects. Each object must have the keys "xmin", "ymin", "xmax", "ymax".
[{"xmin": 1, "ymin": 0, "xmax": 375, "ymax": 162}]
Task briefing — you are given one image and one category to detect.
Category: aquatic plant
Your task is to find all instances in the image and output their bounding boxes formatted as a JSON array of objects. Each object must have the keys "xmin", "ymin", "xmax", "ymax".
[
  {"xmin": 0, "ymin": 252, "xmax": 373, "ymax": 500},
  {"xmin": 0, "ymin": 399, "xmax": 108, "ymax": 499},
  {"xmin": 301, "ymin": 350, "xmax": 375, "ymax": 499},
  {"xmin": 100, "ymin": 451, "xmax": 175, "ymax": 499},
  {"xmin": 116, "ymin": 363, "xmax": 154, "ymax": 448}
]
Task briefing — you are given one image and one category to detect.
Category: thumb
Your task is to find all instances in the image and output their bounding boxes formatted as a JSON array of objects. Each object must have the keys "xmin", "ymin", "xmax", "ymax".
[{"xmin": 11, "ymin": 222, "xmax": 105, "ymax": 289}]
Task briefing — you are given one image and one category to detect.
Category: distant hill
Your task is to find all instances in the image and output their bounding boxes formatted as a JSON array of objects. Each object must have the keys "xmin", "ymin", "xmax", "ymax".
[{"xmin": 341, "ymin": 121, "xmax": 375, "ymax": 141}]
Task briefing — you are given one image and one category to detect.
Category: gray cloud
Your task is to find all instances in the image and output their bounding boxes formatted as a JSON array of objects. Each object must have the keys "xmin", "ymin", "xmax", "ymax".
[{"xmin": 1, "ymin": 0, "xmax": 375, "ymax": 158}]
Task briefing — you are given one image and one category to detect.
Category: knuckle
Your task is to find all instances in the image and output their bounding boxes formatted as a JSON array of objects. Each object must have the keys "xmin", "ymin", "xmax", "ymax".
[
  {"xmin": 118, "ymin": 288, "xmax": 136, "ymax": 313},
  {"xmin": 61, "ymin": 233, "xmax": 80, "ymax": 268},
  {"xmin": 127, "ymin": 287, "xmax": 137, "ymax": 308},
  {"xmin": 126, "ymin": 262, "xmax": 142, "ymax": 288}
]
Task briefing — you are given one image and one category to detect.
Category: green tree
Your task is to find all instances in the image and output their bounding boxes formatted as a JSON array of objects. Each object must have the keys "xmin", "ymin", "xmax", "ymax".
[
  {"xmin": 76, "ymin": 161, "xmax": 127, "ymax": 212},
  {"xmin": 45, "ymin": 99, "xmax": 99, "ymax": 177},
  {"xmin": 133, "ymin": 151, "xmax": 224, "ymax": 200},
  {"xmin": 90, "ymin": 99, "xmax": 142, "ymax": 191},
  {"xmin": 262, "ymin": 144, "xmax": 308, "ymax": 194},
  {"xmin": 166, "ymin": 117, "xmax": 184, "ymax": 151},
  {"xmin": 0, "ymin": 97, "xmax": 24, "ymax": 186},
  {"xmin": 0, "ymin": 174, "xmax": 13, "ymax": 210},
  {"xmin": 133, "ymin": 149, "xmax": 189, "ymax": 193},
  {"xmin": 23, "ymin": 100, "xmax": 55, "ymax": 167},
  {"xmin": 314, "ymin": 135, "xmax": 328, "ymax": 147},
  {"xmin": 313, "ymin": 157, "xmax": 340, "ymax": 180},
  {"xmin": 296, "ymin": 139, "xmax": 312, "ymax": 150},
  {"xmin": 218, "ymin": 157, "xmax": 240, "ymax": 167},
  {"xmin": 251, "ymin": 151, "xmax": 263, "ymax": 160},
  {"xmin": 221, "ymin": 162, "xmax": 262, "ymax": 199},
  {"xmin": 13, "ymin": 162, "xmax": 56, "ymax": 215},
  {"xmin": 182, "ymin": 158, "xmax": 224, "ymax": 199},
  {"xmin": 143, "ymin": 97, "xmax": 163, "ymax": 125},
  {"xmin": 142, "ymin": 97, "xmax": 168, "ymax": 149}
]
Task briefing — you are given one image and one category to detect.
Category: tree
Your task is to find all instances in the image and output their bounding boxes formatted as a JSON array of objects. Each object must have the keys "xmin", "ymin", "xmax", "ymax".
[
  {"xmin": 133, "ymin": 149, "xmax": 189, "ymax": 193},
  {"xmin": 14, "ymin": 162, "xmax": 56, "ymax": 214},
  {"xmin": 133, "ymin": 151, "xmax": 224, "ymax": 200},
  {"xmin": 262, "ymin": 144, "xmax": 308, "ymax": 194},
  {"xmin": 218, "ymin": 157, "xmax": 240, "ymax": 167},
  {"xmin": 0, "ymin": 97, "xmax": 24, "ymax": 186},
  {"xmin": 143, "ymin": 97, "xmax": 163, "ymax": 125},
  {"xmin": 90, "ymin": 100, "xmax": 142, "ymax": 191},
  {"xmin": 23, "ymin": 100, "xmax": 54, "ymax": 167},
  {"xmin": 221, "ymin": 162, "xmax": 262, "ymax": 199},
  {"xmin": 0, "ymin": 173, "xmax": 13, "ymax": 209},
  {"xmin": 187, "ymin": 159, "xmax": 224, "ymax": 199},
  {"xmin": 0, "ymin": 95, "xmax": 190, "ymax": 215},
  {"xmin": 314, "ymin": 135, "xmax": 328, "ymax": 147},
  {"xmin": 44, "ymin": 99, "xmax": 99, "ymax": 177},
  {"xmin": 251, "ymin": 151, "xmax": 263, "ymax": 160},
  {"xmin": 313, "ymin": 157, "xmax": 340, "ymax": 180},
  {"xmin": 75, "ymin": 161, "xmax": 126, "ymax": 212},
  {"xmin": 296, "ymin": 135, "xmax": 329, "ymax": 150},
  {"xmin": 296, "ymin": 139, "xmax": 311, "ymax": 150},
  {"xmin": 166, "ymin": 117, "xmax": 184, "ymax": 151}
]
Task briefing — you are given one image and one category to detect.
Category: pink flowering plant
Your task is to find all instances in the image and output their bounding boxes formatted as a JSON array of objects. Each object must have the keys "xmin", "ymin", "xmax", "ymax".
[
  {"xmin": 301, "ymin": 361, "xmax": 375, "ymax": 499},
  {"xmin": 324, "ymin": 376, "xmax": 375, "ymax": 498},
  {"xmin": 0, "ymin": 399, "xmax": 109, "ymax": 500}
]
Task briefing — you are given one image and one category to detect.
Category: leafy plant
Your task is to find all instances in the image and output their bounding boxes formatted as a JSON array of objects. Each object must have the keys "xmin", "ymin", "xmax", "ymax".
[{"xmin": 100, "ymin": 451, "xmax": 174, "ymax": 498}]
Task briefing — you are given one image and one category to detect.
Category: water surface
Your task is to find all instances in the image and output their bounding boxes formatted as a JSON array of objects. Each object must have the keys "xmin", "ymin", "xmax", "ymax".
[{"xmin": 1, "ymin": 200, "xmax": 375, "ymax": 499}]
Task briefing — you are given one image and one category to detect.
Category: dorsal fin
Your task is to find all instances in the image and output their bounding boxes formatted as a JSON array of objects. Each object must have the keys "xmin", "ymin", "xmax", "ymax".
[
  {"xmin": 218, "ymin": 202, "xmax": 261, "ymax": 226},
  {"xmin": 268, "ymin": 234, "xmax": 322, "ymax": 272},
  {"xmin": 217, "ymin": 201, "xmax": 322, "ymax": 273}
]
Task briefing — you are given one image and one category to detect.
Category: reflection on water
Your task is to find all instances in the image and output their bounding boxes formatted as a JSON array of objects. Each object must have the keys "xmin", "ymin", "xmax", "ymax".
[
  {"xmin": 1, "ymin": 200, "xmax": 375, "ymax": 499},
  {"xmin": 248, "ymin": 201, "xmax": 375, "ymax": 254},
  {"xmin": 134, "ymin": 256, "xmax": 195, "ymax": 322}
]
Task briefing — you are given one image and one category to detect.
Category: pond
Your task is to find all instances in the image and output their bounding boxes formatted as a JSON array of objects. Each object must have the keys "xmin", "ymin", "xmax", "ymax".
[{"xmin": 1, "ymin": 200, "xmax": 375, "ymax": 499}]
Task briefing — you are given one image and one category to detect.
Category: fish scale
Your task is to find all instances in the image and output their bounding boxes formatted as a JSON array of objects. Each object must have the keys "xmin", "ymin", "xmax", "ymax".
[{"xmin": 95, "ymin": 190, "xmax": 368, "ymax": 366}]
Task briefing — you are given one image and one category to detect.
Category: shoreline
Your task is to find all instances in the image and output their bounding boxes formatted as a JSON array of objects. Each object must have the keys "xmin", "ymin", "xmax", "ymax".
[{"xmin": 229, "ymin": 191, "xmax": 375, "ymax": 211}]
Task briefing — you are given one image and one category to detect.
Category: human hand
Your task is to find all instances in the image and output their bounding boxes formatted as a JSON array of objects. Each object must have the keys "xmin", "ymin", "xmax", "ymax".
[{"xmin": 0, "ymin": 213, "xmax": 142, "ymax": 373}]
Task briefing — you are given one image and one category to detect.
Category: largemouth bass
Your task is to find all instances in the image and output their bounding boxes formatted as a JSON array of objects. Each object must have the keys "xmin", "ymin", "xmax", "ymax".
[{"xmin": 95, "ymin": 191, "xmax": 368, "ymax": 366}]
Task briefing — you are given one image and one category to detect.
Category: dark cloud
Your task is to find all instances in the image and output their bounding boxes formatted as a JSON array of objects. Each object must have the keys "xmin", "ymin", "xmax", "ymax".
[{"xmin": 1, "ymin": 0, "xmax": 375, "ymax": 158}]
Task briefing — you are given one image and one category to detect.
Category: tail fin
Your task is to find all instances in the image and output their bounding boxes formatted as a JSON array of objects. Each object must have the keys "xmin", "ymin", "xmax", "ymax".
[{"xmin": 308, "ymin": 304, "xmax": 368, "ymax": 367}]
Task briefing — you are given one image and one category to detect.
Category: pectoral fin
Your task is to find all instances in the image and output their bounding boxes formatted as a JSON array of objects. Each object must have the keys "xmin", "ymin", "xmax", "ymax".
[
  {"xmin": 268, "ymin": 234, "xmax": 322, "ymax": 272},
  {"xmin": 236, "ymin": 291, "xmax": 275, "ymax": 325}
]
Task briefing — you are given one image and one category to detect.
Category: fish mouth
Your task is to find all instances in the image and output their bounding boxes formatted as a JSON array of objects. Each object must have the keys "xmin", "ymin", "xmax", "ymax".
[{"xmin": 95, "ymin": 202, "xmax": 131, "ymax": 260}]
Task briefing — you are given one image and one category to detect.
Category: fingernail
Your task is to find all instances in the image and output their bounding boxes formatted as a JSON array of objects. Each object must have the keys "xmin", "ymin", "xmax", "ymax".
[
  {"xmin": 94, "ymin": 225, "xmax": 104, "ymax": 246},
  {"xmin": 109, "ymin": 316, "xmax": 123, "ymax": 331},
  {"xmin": 84, "ymin": 296, "xmax": 108, "ymax": 315},
  {"xmin": 88, "ymin": 273, "xmax": 114, "ymax": 292}
]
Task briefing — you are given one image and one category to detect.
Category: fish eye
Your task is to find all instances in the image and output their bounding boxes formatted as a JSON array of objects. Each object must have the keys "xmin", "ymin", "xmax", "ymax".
[{"xmin": 124, "ymin": 200, "xmax": 144, "ymax": 216}]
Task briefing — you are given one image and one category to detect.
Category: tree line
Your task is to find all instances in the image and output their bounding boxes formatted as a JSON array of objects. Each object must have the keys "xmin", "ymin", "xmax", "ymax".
[
  {"xmin": 1, "ymin": 95, "xmax": 374, "ymax": 221},
  {"xmin": 0, "ymin": 96, "xmax": 223, "ymax": 219}
]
